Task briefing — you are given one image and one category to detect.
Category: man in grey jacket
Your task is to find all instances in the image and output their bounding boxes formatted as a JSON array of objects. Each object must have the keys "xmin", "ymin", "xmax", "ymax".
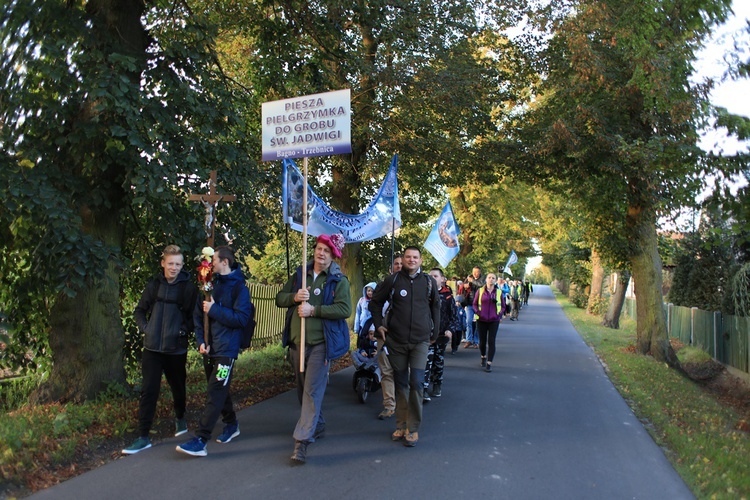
[{"xmin": 369, "ymin": 246, "xmax": 439, "ymax": 447}]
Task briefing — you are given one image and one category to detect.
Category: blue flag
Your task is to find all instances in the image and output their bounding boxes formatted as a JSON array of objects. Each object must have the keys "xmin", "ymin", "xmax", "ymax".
[
  {"xmin": 503, "ymin": 250, "xmax": 518, "ymax": 276},
  {"xmin": 282, "ymin": 155, "xmax": 401, "ymax": 243},
  {"xmin": 424, "ymin": 201, "xmax": 460, "ymax": 268}
]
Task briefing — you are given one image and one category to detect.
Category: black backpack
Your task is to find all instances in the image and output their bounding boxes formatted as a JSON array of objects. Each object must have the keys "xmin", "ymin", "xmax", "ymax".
[{"xmin": 232, "ymin": 283, "xmax": 256, "ymax": 350}]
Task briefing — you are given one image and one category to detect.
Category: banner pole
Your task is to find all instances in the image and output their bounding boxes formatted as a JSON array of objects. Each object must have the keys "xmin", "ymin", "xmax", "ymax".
[
  {"xmin": 390, "ymin": 216, "xmax": 396, "ymax": 271},
  {"xmin": 299, "ymin": 156, "xmax": 308, "ymax": 373}
]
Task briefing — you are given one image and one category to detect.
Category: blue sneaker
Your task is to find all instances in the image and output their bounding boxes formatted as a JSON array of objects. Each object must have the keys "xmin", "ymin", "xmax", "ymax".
[
  {"xmin": 216, "ymin": 423, "xmax": 240, "ymax": 444},
  {"xmin": 176, "ymin": 436, "xmax": 207, "ymax": 457}
]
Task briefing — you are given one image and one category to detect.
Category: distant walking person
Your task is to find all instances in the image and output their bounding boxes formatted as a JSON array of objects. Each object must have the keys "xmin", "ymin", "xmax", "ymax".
[
  {"xmin": 424, "ymin": 268, "xmax": 460, "ymax": 399},
  {"xmin": 276, "ymin": 234, "xmax": 352, "ymax": 464},
  {"xmin": 523, "ymin": 279, "xmax": 533, "ymax": 305},
  {"xmin": 473, "ymin": 273, "xmax": 504, "ymax": 373},
  {"xmin": 124, "ymin": 245, "xmax": 198, "ymax": 455},
  {"xmin": 375, "ymin": 254, "xmax": 402, "ymax": 420},
  {"xmin": 370, "ymin": 246, "xmax": 440, "ymax": 447},
  {"xmin": 177, "ymin": 246, "xmax": 251, "ymax": 457}
]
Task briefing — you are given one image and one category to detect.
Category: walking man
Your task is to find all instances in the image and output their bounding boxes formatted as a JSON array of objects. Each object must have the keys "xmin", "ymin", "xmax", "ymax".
[
  {"xmin": 369, "ymin": 246, "xmax": 440, "ymax": 447},
  {"xmin": 375, "ymin": 254, "xmax": 402, "ymax": 420},
  {"xmin": 124, "ymin": 245, "xmax": 198, "ymax": 455},
  {"xmin": 177, "ymin": 246, "xmax": 251, "ymax": 457}
]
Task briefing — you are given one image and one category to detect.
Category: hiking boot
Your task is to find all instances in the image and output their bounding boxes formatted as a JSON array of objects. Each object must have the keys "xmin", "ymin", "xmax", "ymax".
[
  {"xmin": 174, "ymin": 418, "xmax": 188, "ymax": 437},
  {"xmin": 216, "ymin": 423, "xmax": 240, "ymax": 443},
  {"xmin": 432, "ymin": 384, "xmax": 442, "ymax": 397},
  {"xmin": 290, "ymin": 440, "xmax": 308, "ymax": 464},
  {"xmin": 176, "ymin": 436, "xmax": 207, "ymax": 457},
  {"xmin": 378, "ymin": 408, "xmax": 395, "ymax": 420},
  {"xmin": 404, "ymin": 431, "xmax": 419, "ymax": 447},
  {"xmin": 313, "ymin": 424, "xmax": 325, "ymax": 440},
  {"xmin": 122, "ymin": 437, "xmax": 151, "ymax": 455}
]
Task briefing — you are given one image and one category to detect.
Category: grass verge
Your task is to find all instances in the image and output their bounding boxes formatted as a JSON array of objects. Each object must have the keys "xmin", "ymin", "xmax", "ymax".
[{"xmin": 554, "ymin": 290, "xmax": 750, "ymax": 499}]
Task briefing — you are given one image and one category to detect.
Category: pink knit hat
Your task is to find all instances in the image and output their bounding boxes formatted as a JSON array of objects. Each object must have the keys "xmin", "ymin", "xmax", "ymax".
[{"xmin": 316, "ymin": 234, "xmax": 345, "ymax": 259}]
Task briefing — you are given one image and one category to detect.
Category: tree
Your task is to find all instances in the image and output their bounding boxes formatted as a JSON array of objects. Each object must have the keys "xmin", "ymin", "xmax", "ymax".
[
  {"xmin": 200, "ymin": 0, "xmax": 521, "ymax": 304},
  {"xmin": 0, "ymin": 0, "xmax": 271, "ymax": 400},
  {"xmin": 511, "ymin": 0, "xmax": 732, "ymax": 364}
]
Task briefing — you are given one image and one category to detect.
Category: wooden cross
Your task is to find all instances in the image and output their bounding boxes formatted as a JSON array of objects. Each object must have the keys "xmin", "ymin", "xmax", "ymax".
[{"xmin": 188, "ymin": 170, "xmax": 236, "ymax": 248}]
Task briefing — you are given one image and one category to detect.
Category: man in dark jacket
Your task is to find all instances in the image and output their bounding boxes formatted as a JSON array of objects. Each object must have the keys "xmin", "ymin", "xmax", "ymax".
[
  {"xmin": 276, "ymin": 234, "xmax": 352, "ymax": 464},
  {"xmin": 369, "ymin": 246, "xmax": 440, "ymax": 447},
  {"xmin": 124, "ymin": 245, "xmax": 198, "ymax": 455},
  {"xmin": 177, "ymin": 246, "xmax": 251, "ymax": 457},
  {"xmin": 423, "ymin": 268, "xmax": 460, "ymax": 400}
]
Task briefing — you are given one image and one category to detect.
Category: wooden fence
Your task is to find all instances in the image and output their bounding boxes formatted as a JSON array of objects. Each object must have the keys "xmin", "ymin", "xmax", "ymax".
[
  {"xmin": 624, "ymin": 298, "xmax": 749, "ymax": 375},
  {"xmin": 248, "ymin": 283, "xmax": 286, "ymax": 348}
]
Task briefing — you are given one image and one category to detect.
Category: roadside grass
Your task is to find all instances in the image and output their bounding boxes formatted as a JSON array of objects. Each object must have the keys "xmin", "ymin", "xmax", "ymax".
[
  {"xmin": 0, "ymin": 341, "xmax": 334, "ymax": 497},
  {"xmin": 555, "ymin": 291, "xmax": 750, "ymax": 499}
]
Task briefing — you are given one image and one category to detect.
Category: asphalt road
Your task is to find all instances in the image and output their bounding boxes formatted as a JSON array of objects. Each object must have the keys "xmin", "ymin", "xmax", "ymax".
[{"xmin": 31, "ymin": 285, "xmax": 694, "ymax": 500}]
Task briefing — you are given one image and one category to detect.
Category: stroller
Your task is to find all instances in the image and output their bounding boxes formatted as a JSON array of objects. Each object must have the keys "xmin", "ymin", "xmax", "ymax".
[{"xmin": 350, "ymin": 318, "xmax": 382, "ymax": 404}]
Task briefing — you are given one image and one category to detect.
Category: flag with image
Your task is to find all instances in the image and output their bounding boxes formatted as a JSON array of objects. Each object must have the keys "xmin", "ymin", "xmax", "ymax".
[
  {"xmin": 424, "ymin": 201, "xmax": 461, "ymax": 268},
  {"xmin": 503, "ymin": 250, "xmax": 518, "ymax": 276}
]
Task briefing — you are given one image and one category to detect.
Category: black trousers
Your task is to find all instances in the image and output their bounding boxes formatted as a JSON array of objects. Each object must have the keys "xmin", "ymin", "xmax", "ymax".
[
  {"xmin": 451, "ymin": 330, "xmax": 464, "ymax": 352},
  {"xmin": 138, "ymin": 350, "xmax": 187, "ymax": 437},
  {"xmin": 477, "ymin": 321, "xmax": 499, "ymax": 363},
  {"xmin": 196, "ymin": 355, "xmax": 237, "ymax": 440}
]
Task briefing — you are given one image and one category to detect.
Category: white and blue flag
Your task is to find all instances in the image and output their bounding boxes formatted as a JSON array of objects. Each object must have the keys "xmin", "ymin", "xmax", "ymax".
[
  {"xmin": 424, "ymin": 201, "xmax": 460, "ymax": 268},
  {"xmin": 503, "ymin": 250, "xmax": 518, "ymax": 276},
  {"xmin": 282, "ymin": 155, "xmax": 401, "ymax": 243}
]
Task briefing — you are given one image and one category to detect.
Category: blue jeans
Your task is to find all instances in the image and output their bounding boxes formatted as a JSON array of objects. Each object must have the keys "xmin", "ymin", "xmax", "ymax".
[{"xmin": 465, "ymin": 306, "xmax": 477, "ymax": 344}]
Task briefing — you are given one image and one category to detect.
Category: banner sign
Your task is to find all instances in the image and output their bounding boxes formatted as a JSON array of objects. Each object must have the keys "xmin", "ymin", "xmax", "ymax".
[
  {"xmin": 262, "ymin": 89, "xmax": 352, "ymax": 161},
  {"xmin": 424, "ymin": 201, "xmax": 461, "ymax": 268},
  {"xmin": 282, "ymin": 155, "xmax": 401, "ymax": 242}
]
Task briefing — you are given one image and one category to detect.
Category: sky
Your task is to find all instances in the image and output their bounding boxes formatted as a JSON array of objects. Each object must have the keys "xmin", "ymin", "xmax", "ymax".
[{"xmin": 696, "ymin": 0, "xmax": 750, "ymax": 155}]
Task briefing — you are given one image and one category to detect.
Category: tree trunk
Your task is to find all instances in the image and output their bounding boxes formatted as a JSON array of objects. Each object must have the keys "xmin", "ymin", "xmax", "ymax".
[
  {"xmin": 602, "ymin": 270, "xmax": 630, "ymax": 329},
  {"xmin": 33, "ymin": 0, "xmax": 147, "ymax": 401},
  {"xmin": 586, "ymin": 248, "xmax": 605, "ymax": 314},
  {"xmin": 627, "ymin": 202, "xmax": 677, "ymax": 365}
]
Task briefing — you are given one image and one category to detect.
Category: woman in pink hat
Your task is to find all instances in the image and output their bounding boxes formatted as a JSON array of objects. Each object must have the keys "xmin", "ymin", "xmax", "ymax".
[{"xmin": 275, "ymin": 234, "xmax": 352, "ymax": 464}]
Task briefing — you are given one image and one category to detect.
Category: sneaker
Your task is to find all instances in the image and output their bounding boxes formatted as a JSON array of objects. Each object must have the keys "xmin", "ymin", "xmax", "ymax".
[
  {"xmin": 485, "ymin": 364, "xmax": 492, "ymax": 373},
  {"xmin": 378, "ymin": 409, "xmax": 395, "ymax": 420},
  {"xmin": 176, "ymin": 436, "xmax": 207, "ymax": 457},
  {"xmin": 391, "ymin": 428, "xmax": 406, "ymax": 441},
  {"xmin": 122, "ymin": 437, "xmax": 151, "ymax": 455},
  {"xmin": 432, "ymin": 384, "xmax": 442, "ymax": 397},
  {"xmin": 216, "ymin": 423, "xmax": 240, "ymax": 443},
  {"xmin": 423, "ymin": 390, "xmax": 431, "ymax": 403},
  {"xmin": 480, "ymin": 357, "xmax": 486, "ymax": 367},
  {"xmin": 174, "ymin": 418, "xmax": 188, "ymax": 437},
  {"xmin": 404, "ymin": 431, "xmax": 419, "ymax": 447}
]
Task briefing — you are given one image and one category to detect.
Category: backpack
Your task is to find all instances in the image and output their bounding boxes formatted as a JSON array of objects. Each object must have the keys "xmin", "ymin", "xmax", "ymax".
[{"xmin": 232, "ymin": 283, "xmax": 256, "ymax": 350}]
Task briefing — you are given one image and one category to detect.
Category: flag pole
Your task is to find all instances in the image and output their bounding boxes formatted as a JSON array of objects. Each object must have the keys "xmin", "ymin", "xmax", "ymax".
[
  {"xmin": 390, "ymin": 215, "xmax": 396, "ymax": 272},
  {"xmin": 300, "ymin": 156, "xmax": 308, "ymax": 373}
]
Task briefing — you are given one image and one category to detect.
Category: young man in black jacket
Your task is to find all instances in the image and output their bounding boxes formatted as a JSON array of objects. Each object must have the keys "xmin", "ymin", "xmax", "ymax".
[
  {"xmin": 369, "ymin": 246, "xmax": 440, "ymax": 447},
  {"xmin": 123, "ymin": 245, "xmax": 198, "ymax": 455}
]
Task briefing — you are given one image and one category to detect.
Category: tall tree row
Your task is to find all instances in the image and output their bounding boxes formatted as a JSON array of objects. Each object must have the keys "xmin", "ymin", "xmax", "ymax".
[{"xmin": 510, "ymin": 0, "xmax": 733, "ymax": 364}]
